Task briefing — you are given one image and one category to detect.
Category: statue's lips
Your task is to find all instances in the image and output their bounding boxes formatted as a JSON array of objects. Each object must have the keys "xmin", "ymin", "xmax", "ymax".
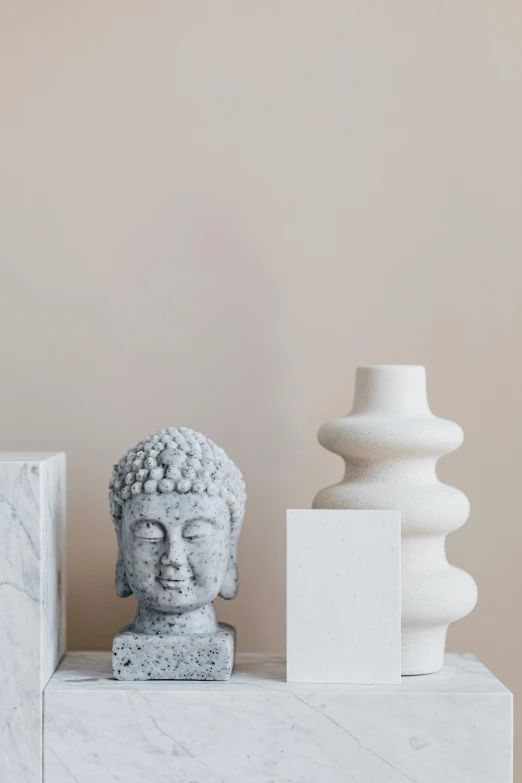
[{"xmin": 158, "ymin": 576, "xmax": 192, "ymax": 589}]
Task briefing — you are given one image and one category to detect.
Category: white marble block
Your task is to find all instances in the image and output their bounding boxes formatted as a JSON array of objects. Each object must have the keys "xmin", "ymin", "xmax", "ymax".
[
  {"xmin": 44, "ymin": 652, "xmax": 512, "ymax": 783},
  {"xmin": 287, "ymin": 509, "xmax": 401, "ymax": 683},
  {"xmin": 0, "ymin": 453, "xmax": 66, "ymax": 783}
]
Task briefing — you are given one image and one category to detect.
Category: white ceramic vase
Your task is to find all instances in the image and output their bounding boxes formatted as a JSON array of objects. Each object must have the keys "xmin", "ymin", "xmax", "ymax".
[{"xmin": 313, "ymin": 365, "xmax": 477, "ymax": 675}]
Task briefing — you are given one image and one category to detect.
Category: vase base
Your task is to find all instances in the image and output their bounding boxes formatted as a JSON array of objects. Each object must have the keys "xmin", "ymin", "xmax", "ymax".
[{"xmin": 401, "ymin": 625, "xmax": 447, "ymax": 676}]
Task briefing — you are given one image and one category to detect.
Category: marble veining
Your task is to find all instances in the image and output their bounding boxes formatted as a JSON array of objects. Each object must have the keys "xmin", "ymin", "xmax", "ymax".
[
  {"xmin": 0, "ymin": 453, "xmax": 66, "ymax": 783},
  {"xmin": 109, "ymin": 427, "xmax": 246, "ymax": 680},
  {"xmin": 44, "ymin": 653, "xmax": 513, "ymax": 783},
  {"xmin": 48, "ymin": 652, "xmax": 509, "ymax": 694}
]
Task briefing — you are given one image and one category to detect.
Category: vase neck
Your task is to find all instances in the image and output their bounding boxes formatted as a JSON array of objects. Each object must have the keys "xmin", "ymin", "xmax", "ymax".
[{"xmin": 350, "ymin": 365, "xmax": 431, "ymax": 416}]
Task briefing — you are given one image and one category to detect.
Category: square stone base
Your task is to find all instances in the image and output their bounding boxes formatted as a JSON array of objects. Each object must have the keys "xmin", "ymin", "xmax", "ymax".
[{"xmin": 112, "ymin": 623, "xmax": 235, "ymax": 681}]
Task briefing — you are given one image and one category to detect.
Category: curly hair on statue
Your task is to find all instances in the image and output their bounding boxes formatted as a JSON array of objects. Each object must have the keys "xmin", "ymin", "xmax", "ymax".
[{"xmin": 109, "ymin": 426, "xmax": 246, "ymax": 529}]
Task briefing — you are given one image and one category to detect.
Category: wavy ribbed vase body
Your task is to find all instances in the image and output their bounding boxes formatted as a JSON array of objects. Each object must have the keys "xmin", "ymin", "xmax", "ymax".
[{"xmin": 313, "ymin": 365, "xmax": 477, "ymax": 675}]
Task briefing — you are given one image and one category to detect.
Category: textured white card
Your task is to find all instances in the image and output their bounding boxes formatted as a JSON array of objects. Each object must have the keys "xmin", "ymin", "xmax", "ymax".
[{"xmin": 287, "ymin": 509, "xmax": 401, "ymax": 683}]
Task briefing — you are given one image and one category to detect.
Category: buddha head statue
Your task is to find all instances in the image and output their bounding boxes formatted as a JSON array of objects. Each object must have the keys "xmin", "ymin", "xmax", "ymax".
[{"xmin": 109, "ymin": 427, "xmax": 246, "ymax": 635}]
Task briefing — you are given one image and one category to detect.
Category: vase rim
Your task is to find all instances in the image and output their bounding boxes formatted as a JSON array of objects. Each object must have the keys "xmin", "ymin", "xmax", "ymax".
[
  {"xmin": 357, "ymin": 364, "xmax": 426, "ymax": 370},
  {"xmin": 351, "ymin": 365, "xmax": 430, "ymax": 415}
]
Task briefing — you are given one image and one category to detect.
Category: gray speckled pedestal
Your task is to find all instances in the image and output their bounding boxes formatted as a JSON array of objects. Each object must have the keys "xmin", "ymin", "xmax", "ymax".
[{"xmin": 113, "ymin": 623, "xmax": 235, "ymax": 681}]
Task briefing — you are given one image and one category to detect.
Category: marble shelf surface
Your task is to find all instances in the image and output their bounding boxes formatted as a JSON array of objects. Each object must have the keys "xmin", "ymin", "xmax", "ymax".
[{"xmin": 44, "ymin": 652, "xmax": 512, "ymax": 783}]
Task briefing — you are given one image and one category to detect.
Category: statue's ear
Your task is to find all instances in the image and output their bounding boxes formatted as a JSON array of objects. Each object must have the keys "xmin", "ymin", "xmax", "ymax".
[
  {"xmin": 219, "ymin": 541, "xmax": 238, "ymax": 600},
  {"xmin": 115, "ymin": 527, "xmax": 132, "ymax": 598}
]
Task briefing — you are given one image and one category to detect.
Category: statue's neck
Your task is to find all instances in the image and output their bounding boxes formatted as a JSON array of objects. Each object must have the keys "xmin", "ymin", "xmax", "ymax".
[{"xmin": 133, "ymin": 602, "xmax": 218, "ymax": 636}]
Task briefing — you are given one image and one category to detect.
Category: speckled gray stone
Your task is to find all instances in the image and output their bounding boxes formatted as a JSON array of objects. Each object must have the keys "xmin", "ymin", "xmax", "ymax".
[
  {"xmin": 113, "ymin": 623, "xmax": 235, "ymax": 681},
  {"xmin": 109, "ymin": 427, "xmax": 246, "ymax": 681}
]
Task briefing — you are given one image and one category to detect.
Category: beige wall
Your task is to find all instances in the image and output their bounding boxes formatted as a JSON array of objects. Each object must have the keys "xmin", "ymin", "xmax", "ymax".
[{"xmin": 2, "ymin": 0, "xmax": 521, "ymax": 774}]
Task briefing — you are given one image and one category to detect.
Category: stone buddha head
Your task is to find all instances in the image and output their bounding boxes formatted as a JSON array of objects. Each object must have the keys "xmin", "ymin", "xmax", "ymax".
[{"xmin": 109, "ymin": 427, "xmax": 246, "ymax": 636}]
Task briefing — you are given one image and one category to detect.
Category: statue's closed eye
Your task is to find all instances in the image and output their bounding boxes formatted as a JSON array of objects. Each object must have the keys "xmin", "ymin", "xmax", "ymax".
[
  {"xmin": 134, "ymin": 521, "xmax": 165, "ymax": 541},
  {"xmin": 183, "ymin": 519, "xmax": 215, "ymax": 541}
]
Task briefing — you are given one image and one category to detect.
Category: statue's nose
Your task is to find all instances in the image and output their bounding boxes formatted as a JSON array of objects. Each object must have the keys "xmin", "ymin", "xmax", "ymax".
[{"xmin": 161, "ymin": 540, "xmax": 187, "ymax": 567}]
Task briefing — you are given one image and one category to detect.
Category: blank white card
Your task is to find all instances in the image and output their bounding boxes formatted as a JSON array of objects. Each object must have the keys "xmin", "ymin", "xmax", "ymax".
[{"xmin": 287, "ymin": 509, "xmax": 401, "ymax": 684}]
